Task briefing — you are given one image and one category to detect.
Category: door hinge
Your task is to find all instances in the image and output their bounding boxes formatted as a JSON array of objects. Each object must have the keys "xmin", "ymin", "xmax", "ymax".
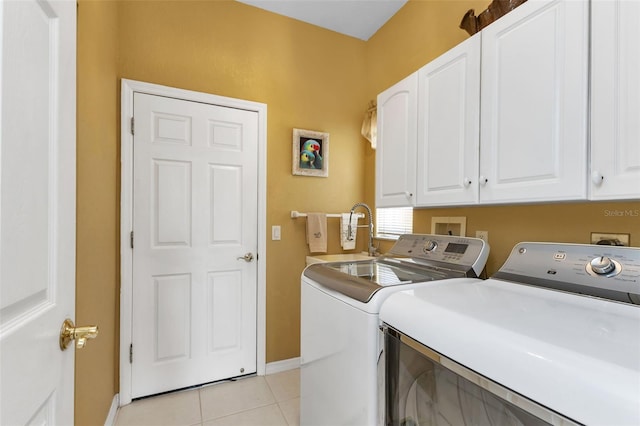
[
  {"xmin": 130, "ymin": 117, "xmax": 135, "ymax": 135},
  {"xmin": 130, "ymin": 231, "xmax": 134, "ymax": 249},
  {"xmin": 129, "ymin": 343, "xmax": 133, "ymax": 363}
]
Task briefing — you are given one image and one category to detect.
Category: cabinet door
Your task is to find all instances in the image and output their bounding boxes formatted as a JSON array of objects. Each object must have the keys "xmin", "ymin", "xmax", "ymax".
[
  {"xmin": 479, "ymin": 0, "xmax": 589, "ymax": 204},
  {"xmin": 376, "ymin": 72, "xmax": 417, "ymax": 207},
  {"xmin": 590, "ymin": 0, "xmax": 640, "ymax": 201},
  {"xmin": 416, "ymin": 34, "xmax": 481, "ymax": 207}
]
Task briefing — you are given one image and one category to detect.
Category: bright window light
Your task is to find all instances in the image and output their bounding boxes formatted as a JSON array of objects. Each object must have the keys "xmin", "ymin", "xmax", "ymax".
[{"xmin": 376, "ymin": 207, "xmax": 413, "ymax": 239}]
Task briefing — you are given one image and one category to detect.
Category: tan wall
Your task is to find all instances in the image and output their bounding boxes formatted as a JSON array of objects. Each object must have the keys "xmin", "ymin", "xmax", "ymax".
[
  {"xmin": 366, "ymin": 0, "xmax": 487, "ymax": 95},
  {"xmin": 76, "ymin": 1, "xmax": 120, "ymax": 424},
  {"xmin": 76, "ymin": 1, "xmax": 370, "ymax": 423},
  {"xmin": 116, "ymin": 0, "xmax": 370, "ymax": 364},
  {"xmin": 75, "ymin": 1, "xmax": 640, "ymax": 424}
]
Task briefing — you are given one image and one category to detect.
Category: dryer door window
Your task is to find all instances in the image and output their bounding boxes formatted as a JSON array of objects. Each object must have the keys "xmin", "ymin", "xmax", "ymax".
[{"xmin": 383, "ymin": 328, "xmax": 578, "ymax": 426}]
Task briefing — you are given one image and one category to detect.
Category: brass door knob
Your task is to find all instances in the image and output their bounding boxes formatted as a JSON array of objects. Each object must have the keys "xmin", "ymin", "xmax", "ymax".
[{"xmin": 59, "ymin": 318, "xmax": 99, "ymax": 350}]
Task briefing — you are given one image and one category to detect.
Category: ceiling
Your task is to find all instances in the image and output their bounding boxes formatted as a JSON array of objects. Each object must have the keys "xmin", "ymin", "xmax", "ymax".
[{"xmin": 235, "ymin": 0, "xmax": 408, "ymax": 41}]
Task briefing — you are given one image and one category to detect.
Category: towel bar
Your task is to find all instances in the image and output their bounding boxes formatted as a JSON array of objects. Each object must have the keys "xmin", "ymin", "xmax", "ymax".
[{"xmin": 291, "ymin": 211, "xmax": 365, "ymax": 219}]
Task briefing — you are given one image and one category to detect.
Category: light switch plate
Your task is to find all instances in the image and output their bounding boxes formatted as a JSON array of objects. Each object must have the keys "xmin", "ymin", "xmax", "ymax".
[{"xmin": 272, "ymin": 225, "xmax": 281, "ymax": 241}]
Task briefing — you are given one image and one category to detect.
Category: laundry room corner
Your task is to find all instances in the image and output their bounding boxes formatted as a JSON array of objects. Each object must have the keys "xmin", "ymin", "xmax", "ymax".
[{"xmin": 76, "ymin": 1, "xmax": 121, "ymax": 425}]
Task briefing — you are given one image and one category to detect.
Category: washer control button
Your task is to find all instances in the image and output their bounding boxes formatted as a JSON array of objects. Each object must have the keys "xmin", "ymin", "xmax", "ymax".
[{"xmin": 553, "ymin": 253, "xmax": 566, "ymax": 260}]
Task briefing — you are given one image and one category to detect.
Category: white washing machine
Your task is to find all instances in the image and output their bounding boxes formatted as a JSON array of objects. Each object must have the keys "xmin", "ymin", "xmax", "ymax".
[
  {"xmin": 300, "ymin": 234, "xmax": 489, "ymax": 425},
  {"xmin": 380, "ymin": 242, "xmax": 640, "ymax": 425}
]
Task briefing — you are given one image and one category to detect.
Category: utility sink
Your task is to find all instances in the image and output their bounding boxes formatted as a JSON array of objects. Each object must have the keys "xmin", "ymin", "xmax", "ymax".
[{"xmin": 306, "ymin": 253, "xmax": 375, "ymax": 265}]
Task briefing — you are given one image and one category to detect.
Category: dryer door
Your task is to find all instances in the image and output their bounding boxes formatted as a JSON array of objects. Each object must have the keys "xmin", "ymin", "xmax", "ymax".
[{"xmin": 382, "ymin": 327, "xmax": 578, "ymax": 426}]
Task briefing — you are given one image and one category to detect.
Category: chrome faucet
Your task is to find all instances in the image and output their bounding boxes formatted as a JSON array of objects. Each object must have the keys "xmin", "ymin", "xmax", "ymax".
[{"xmin": 348, "ymin": 202, "xmax": 378, "ymax": 257}]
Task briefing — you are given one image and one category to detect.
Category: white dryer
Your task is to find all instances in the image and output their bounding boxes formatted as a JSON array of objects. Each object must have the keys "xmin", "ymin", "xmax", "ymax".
[
  {"xmin": 300, "ymin": 234, "xmax": 489, "ymax": 425},
  {"xmin": 380, "ymin": 242, "xmax": 640, "ymax": 425}
]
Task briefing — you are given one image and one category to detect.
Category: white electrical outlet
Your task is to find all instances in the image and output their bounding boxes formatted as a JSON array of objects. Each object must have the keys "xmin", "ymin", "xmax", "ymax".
[
  {"xmin": 272, "ymin": 225, "xmax": 281, "ymax": 241},
  {"xmin": 476, "ymin": 230, "xmax": 489, "ymax": 243}
]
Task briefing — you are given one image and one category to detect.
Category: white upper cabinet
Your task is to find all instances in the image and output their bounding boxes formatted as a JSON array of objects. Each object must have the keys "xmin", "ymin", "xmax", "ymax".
[
  {"xmin": 376, "ymin": 0, "xmax": 635, "ymax": 207},
  {"xmin": 416, "ymin": 34, "xmax": 481, "ymax": 207},
  {"xmin": 479, "ymin": 0, "xmax": 589, "ymax": 204},
  {"xmin": 590, "ymin": 0, "xmax": 640, "ymax": 201},
  {"xmin": 376, "ymin": 72, "xmax": 418, "ymax": 207}
]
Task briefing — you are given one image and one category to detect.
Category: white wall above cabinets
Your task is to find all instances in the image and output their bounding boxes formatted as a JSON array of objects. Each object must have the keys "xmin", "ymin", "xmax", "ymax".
[
  {"xmin": 590, "ymin": 0, "xmax": 640, "ymax": 201},
  {"xmin": 415, "ymin": 33, "xmax": 481, "ymax": 207},
  {"xmin": 376, "ymin": 72, "xmax": 418, "ymax": 207},
  {"xmin": 478, "ymin": 0, "xmax": 589, "ymax": 204}
]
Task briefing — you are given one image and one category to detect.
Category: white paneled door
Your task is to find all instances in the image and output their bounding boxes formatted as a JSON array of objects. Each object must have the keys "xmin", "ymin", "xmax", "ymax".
[
  {"xmin": 1, "ymin": 0, "xmax": 76, "ymax": 424},
  {"xmin": 416, "ymin": 33, "xmax": 481, "ymax": 207},
  {"xmin": 131, "ymin": 93, "xmax": 259, "ymax": 398},
  {"xmin": 590, "ymin": 0, "xmax": 640, "ymax": 200},
  {"xmin": 479, "ymin": 0, "xmax": 589, "ymax": 203},
  {"xmin": 376, "ymin": 72, "xmax": 418, "ymax": 207}
]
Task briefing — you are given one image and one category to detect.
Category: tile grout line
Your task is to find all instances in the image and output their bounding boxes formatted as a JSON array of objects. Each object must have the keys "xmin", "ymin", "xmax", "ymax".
[
  {"xmin": 264, "ymin": 371, "xmax": 300, "ymax": 426},
  {"xmin": 265, "ymin": 370, "xmax": 301, "ymax": 402},
  {"xmin": 262, "ymin": 376, "xmax": 291, "ymax": 424},
  {"xmin": 275, "ymin": 402, "xmax": 291, "ymax": 426},
  {"xmin": 200, "ymin": 376, "xmax": 278, "ymax": 423},
  {"xmin": 198, "ymin": 387, "xmax": 204, "ymax": 425}
]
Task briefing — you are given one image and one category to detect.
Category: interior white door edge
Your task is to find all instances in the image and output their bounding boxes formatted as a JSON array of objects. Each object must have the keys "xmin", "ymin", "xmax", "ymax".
[
  {"xmin": 1, "ymin": 1, "xmax": 77, "ymax": 424},
  {"xmin": 119, "ymin": 79, "xmax": 267, "ymax": 405}
]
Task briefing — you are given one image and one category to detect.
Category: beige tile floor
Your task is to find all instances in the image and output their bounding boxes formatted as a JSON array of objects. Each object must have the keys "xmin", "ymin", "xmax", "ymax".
[{"xmin": 115, "ymin": 369, "xmax": 300, "ymax": 426}]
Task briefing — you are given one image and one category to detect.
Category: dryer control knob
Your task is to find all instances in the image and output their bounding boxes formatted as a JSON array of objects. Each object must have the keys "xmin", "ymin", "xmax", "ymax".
[{"xmin": 590, "ymin": 256, "xmax": 616, "ymax": 275}]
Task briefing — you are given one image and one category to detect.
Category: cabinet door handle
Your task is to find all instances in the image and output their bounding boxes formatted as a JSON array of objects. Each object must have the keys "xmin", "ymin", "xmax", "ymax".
[
  {"xmin": 479, "ymin": 176, "xmax": 488, "ymax": 186},
  {"xmin": 463, "ymin": 177, "xmax": 472, "ymax": 187},
  {"xmin": 404, "ymin": 191, "xmax": 413, "ymax": 198},
  {"xmin": 591, "ymin": 171, "xmax": 604, "ymax": 186}
]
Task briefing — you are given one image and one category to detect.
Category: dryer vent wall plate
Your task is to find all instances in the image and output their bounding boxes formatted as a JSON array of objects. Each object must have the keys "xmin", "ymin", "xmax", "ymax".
[
  {"xmin": 590, "ymin": 232, "xmax": 629, "ymax": 246},
  {"xmin": 431, "ymin": 217, "xmax": 466, "ymax": 236}
]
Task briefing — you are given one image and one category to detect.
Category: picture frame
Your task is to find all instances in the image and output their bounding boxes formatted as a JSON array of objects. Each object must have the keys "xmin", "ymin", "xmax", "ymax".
[{"xmin": 292, "ymin": 128, "xmax": 329, "ymax": 177}]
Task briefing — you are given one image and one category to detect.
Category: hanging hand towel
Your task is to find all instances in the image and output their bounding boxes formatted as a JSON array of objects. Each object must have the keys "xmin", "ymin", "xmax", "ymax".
[
  {"xmin": 340, "ymin": 213, "xmax": 357, "ymax": 250},
  {"xmin": 306, "ymin": 213, "xmax": 327, "ymax": 253}
]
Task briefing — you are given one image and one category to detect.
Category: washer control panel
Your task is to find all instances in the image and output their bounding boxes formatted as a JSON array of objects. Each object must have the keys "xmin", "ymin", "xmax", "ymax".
[
  {"xmin": 497, "ymin": 242, "xmax": 640, "ymax": 301},
  {"xmin": 387, "ymin": 234, "xmax": 489, "ymax": 276}
]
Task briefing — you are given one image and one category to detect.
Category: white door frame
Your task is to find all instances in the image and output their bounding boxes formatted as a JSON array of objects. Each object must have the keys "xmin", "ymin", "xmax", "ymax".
[{"xmin": 119, "ymin": 79, "xmax": 267, "ymax": 405}]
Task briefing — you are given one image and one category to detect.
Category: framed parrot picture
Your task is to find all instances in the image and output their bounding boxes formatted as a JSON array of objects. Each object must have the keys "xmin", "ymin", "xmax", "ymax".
[{"xmin": 292, "ymin": 128, "xmax": 329, "ymax": 177}]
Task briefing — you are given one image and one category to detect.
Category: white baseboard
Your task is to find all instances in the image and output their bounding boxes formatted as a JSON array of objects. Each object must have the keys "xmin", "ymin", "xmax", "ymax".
[
  {"xmin": 265, "ymin": 357, "xmax": 300, "ymax": 375},
  {"xmin": 104, "ymin": 393, "xmax": 119, "ymax": 426}
]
